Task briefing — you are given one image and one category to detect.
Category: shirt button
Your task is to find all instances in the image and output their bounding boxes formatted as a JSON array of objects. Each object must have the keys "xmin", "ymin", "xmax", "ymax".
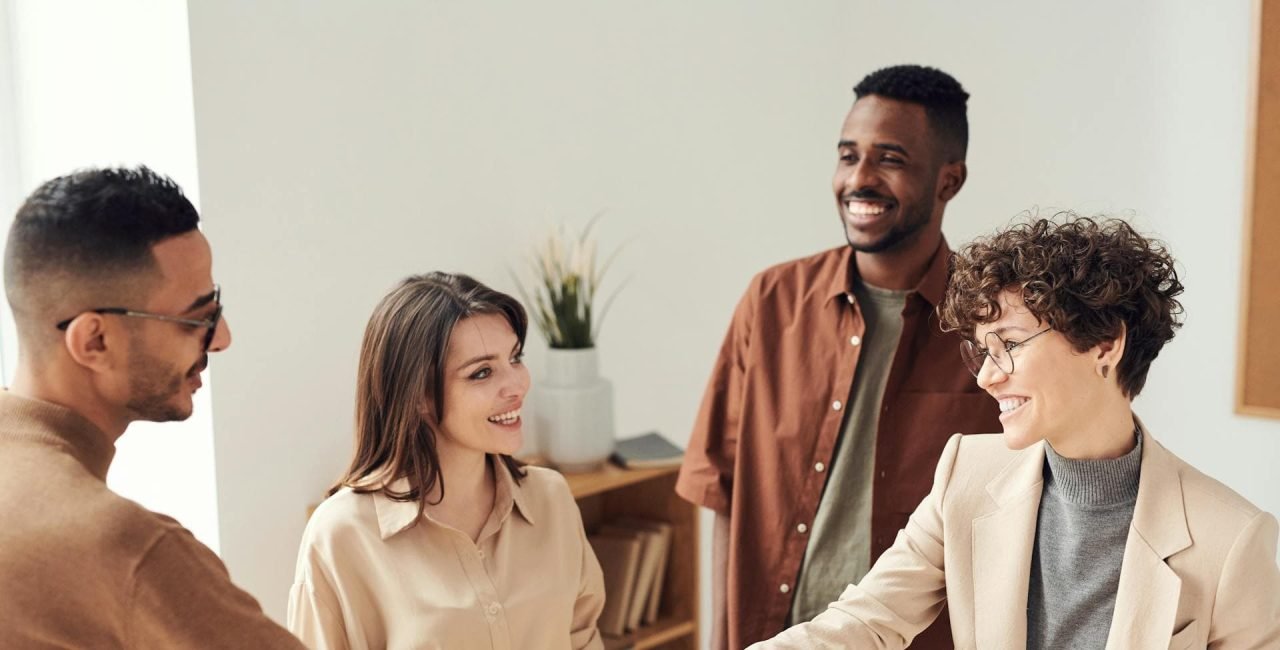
[
  {"xmin": 486, "ymin": 602, "xmax": 500, "ymax": 616},
  {"xmin": 832, "ymin": 400, "xmax": 842, "ymax": 411},
  {"xmin": 477, "ymin": 550, "xmax": 485, "ymax": 559},
  {"xmin": 779, "ymin": 583, "xmax": 791, "ymax": 594},
  {"xmin": 850, "ymin": 335, "xmax": 861, "ymax": 346},
  {"xmin": 797, "ymin": 523, "xmax": 808, "ymax": 534},
  {"xmin": 845, "ymin": 294, "xmax": 854, "ymax": 304},
  {"xmin": 814, "ymin": 462, "xmax": 825, "ymax": 472}
]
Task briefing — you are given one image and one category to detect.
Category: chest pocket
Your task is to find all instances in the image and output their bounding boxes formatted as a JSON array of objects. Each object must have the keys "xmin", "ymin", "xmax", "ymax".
[
  {"xmin": 880, "ymin": 391, "xmax": 1001, "ymax": 512},
  {"xmin": 893, "ymin": 390, "xmax": 999, "ymax": 436}
]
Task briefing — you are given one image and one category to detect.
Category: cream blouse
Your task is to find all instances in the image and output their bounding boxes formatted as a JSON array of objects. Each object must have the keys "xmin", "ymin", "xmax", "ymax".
[{"xmin": 288, "ymin": 462, "xmax": 605, "ymax": 650}]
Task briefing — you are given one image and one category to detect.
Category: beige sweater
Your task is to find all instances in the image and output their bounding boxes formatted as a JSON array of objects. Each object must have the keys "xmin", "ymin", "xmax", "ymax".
[{"xmin": 0, "ymin": 391, "xmax": 303, "ymax": 649}]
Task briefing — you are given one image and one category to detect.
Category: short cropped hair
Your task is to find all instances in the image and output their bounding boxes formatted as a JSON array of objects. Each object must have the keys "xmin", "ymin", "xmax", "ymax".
[
  {"xmin": 4, "ymin": 166, "xmax": 199, "ymax": 332},
  {"xmin": 854, "ymin": 64, "xmax": 970, "ymax": 161},
  {"xmin": 938, "ymin": 215, "xmax": 1184, "ymax": 397}
]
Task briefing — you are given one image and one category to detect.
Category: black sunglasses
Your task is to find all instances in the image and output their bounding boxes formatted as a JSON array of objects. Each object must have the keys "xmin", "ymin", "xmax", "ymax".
[{"xmin": 55, "ymin": 285, "xmax": 223, "ymax": 352}]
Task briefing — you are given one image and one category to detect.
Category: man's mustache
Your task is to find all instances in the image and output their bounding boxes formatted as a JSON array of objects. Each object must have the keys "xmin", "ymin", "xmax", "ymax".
[
  {"xmin": 843, "ymin": 189, "xmax": 893, "ymax": 202},
  {"xmin": 188, "ymin": 355, "xmax": 208, "ymax": 377}
]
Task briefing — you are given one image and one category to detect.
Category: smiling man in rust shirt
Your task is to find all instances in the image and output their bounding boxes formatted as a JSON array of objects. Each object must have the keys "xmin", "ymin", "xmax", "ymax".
[{"xmin": 677, "ymin": 65, "xmax": 1002, "ymax": 649}]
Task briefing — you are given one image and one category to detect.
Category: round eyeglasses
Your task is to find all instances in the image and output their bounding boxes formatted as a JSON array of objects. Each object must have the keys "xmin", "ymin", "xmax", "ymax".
[{"xmin": 960, "ymin": 328, "xmax": 1051, "ymax": 377}]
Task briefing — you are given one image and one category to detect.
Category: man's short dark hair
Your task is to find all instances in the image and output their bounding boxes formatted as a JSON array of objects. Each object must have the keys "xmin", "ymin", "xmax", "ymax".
[
  {"xmin": 854, "ymin": 64, "xmax": 970, "ymax": 161},
  {"xmin": 4, "ymin": 166, "xmax": 200, "ymax": 333}
]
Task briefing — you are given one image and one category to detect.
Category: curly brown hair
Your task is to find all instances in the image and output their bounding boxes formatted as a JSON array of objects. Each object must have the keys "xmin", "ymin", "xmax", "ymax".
[{"xmin": 939, "ymin": 214, "xmax": 1184, "ymax": 397}]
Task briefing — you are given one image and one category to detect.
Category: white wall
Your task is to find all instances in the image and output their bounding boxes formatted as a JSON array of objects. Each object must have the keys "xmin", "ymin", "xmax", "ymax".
[
  {"xmin": 0, "ymin": 0, "xmax": 21, "ymax": 378},
  {"xmin": 1, "ymin": 0, "xmax": 220, "ymax": 551},
  {"xmin": 186, "ymin": 0, "xmax": 1280, "ymax": 635}
]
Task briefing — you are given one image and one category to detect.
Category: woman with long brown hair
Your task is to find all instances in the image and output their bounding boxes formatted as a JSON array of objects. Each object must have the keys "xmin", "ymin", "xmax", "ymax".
[{"xmin": 288, "ymin": 272, "xmax": 604, "ymax": 649}]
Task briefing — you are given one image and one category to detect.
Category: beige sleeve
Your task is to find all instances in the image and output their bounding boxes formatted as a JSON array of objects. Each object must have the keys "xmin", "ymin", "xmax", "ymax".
[
  {"xmin": 126, "ymin": 528, "xmax": 306, "ymax": 649},
  {"xmin": 287, "ymin": 564, "xmax": 351, "ymax": 650},
  {"xmin": 710, "ymin": 510, "xmax": 730, "ymax": 650},
  {"xmin": 748, "ymin": 434, "xmax": 962, "ymax": 650},
  {"xmin": 1208, "ymin": 510, "xmax": 1280, "ymax": 648},
  {"xmin": 570, "ymin": 502, "xmax": 607, "ymax": 650}
]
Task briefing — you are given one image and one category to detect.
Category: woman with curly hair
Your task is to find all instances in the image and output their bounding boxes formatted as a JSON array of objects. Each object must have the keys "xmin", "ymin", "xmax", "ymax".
[
  {"xmin": 754, "ymin": 216, "xmax": 1280, "ymax": 649},
  {"xmin": 287, "ymin": 273, "xmax": 605, "ymax": 649}
]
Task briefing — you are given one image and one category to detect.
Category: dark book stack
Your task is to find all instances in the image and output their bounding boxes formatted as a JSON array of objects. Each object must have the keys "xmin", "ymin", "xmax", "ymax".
[{"xmin": 609, "ymin": 432, "xmax": 683, "ymax": 470}]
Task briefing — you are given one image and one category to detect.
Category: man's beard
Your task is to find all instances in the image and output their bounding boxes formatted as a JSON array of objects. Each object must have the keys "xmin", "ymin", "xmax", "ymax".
[
  {"xmin": 845, "ymin": 196, "xmax": 935, "ymax": 254},
  {"xmin": 125, "ymin": 349, "xmax": 204, "ymax": 422}
]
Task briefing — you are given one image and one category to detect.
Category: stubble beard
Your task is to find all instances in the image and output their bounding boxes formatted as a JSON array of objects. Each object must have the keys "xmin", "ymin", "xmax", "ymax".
[
  {"xmin": 125, "ymin": 348, "xmax": 196, "ymax": 423},
  {"xmin": 844, "ymin": 197, "xmax": 936, "ymax": 254}
]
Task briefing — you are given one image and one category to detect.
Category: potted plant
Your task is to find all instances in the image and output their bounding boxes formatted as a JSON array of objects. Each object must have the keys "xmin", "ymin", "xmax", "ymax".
[{"xmin": 514, "ymin": 216, "xmax": 624, "ymax": 472}]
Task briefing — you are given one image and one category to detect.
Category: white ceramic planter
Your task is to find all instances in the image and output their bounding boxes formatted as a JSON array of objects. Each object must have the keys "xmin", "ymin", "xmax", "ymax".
[{"xmin": 536, "ymin": 347, "xmax": 616, "ymax": 473}]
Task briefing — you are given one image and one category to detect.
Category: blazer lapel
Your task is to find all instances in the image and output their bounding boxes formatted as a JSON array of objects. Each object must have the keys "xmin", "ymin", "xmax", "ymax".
[
  {"xmin": 1106, "ymin": 424, "xmax": 1191, "ymax": 649},
  {"xmin": 972, "ymin": 441, "xmax": 1046, "ymax": 648}
]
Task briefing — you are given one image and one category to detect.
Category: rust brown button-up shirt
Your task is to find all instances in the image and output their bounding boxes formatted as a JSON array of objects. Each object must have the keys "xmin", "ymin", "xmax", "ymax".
[{"xmin": 676, "ymin": 241, "xmax": 1002, "ymax": 649}]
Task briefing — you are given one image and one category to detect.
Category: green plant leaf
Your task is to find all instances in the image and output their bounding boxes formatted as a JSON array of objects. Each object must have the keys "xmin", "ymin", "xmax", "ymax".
[{"xmin": 514, "ymin": 213, "xmax": 624, "ymax": 349}]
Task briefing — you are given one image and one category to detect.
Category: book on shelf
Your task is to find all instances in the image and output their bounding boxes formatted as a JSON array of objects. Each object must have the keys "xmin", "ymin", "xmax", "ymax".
[
  {"xmin": 599, "ymin": 522, "xmax": 658, "ymax": 632},
  {"xmin": 610, "ymin": 431, "xmax": 684, "ymax": 469},
  {"xmin": 588, "ymin": 530, "xmax": 644, "ymax": 637},
  {"xmin": 612, "ymin": 517, "xmax": 673, "ymax": 625}
]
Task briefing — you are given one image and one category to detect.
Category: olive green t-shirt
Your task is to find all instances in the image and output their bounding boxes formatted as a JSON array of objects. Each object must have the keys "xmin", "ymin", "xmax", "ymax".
[{"xmin": 789, "ymin": 279, "xmax": 909, "ymax": 625}]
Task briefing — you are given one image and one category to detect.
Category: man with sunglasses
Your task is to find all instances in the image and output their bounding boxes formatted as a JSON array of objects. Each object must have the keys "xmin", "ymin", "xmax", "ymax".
[{"xmin": 0, "ymin": 167, "xmax": 303, "ymax": 647}]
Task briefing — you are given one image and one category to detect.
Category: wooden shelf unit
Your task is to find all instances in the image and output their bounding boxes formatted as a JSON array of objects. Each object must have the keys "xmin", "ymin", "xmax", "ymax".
[{"xmin": 559, "ymin": 463, "xmax": 699, "ymax": 650}]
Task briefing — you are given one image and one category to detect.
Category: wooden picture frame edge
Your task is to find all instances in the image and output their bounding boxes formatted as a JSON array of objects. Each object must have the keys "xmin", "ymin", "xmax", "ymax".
[{"xmin": 1236, "ymin": 0, "xmax": 1280, "ymax": 419}]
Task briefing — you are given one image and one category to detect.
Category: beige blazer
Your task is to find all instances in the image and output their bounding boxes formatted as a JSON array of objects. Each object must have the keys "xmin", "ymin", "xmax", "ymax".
[{"xmin": 752, "ymin": 424, "xmax": 1280, "ymax": 649}]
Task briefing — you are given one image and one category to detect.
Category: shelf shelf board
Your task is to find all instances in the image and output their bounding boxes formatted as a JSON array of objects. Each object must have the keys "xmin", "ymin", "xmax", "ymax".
[
  {"xmin": 521, "ymin": 458, "xmax": 680, "ymax": 499},
  {"xmin": 602, "ymin": 615, "xmax": 697, "ymax": 650}
]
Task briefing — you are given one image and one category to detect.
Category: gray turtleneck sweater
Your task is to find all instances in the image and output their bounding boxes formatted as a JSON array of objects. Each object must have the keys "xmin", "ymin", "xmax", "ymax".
[{"xmin": 1027, "ymin": 433, "xmax": 1143, "ymax": 650}]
